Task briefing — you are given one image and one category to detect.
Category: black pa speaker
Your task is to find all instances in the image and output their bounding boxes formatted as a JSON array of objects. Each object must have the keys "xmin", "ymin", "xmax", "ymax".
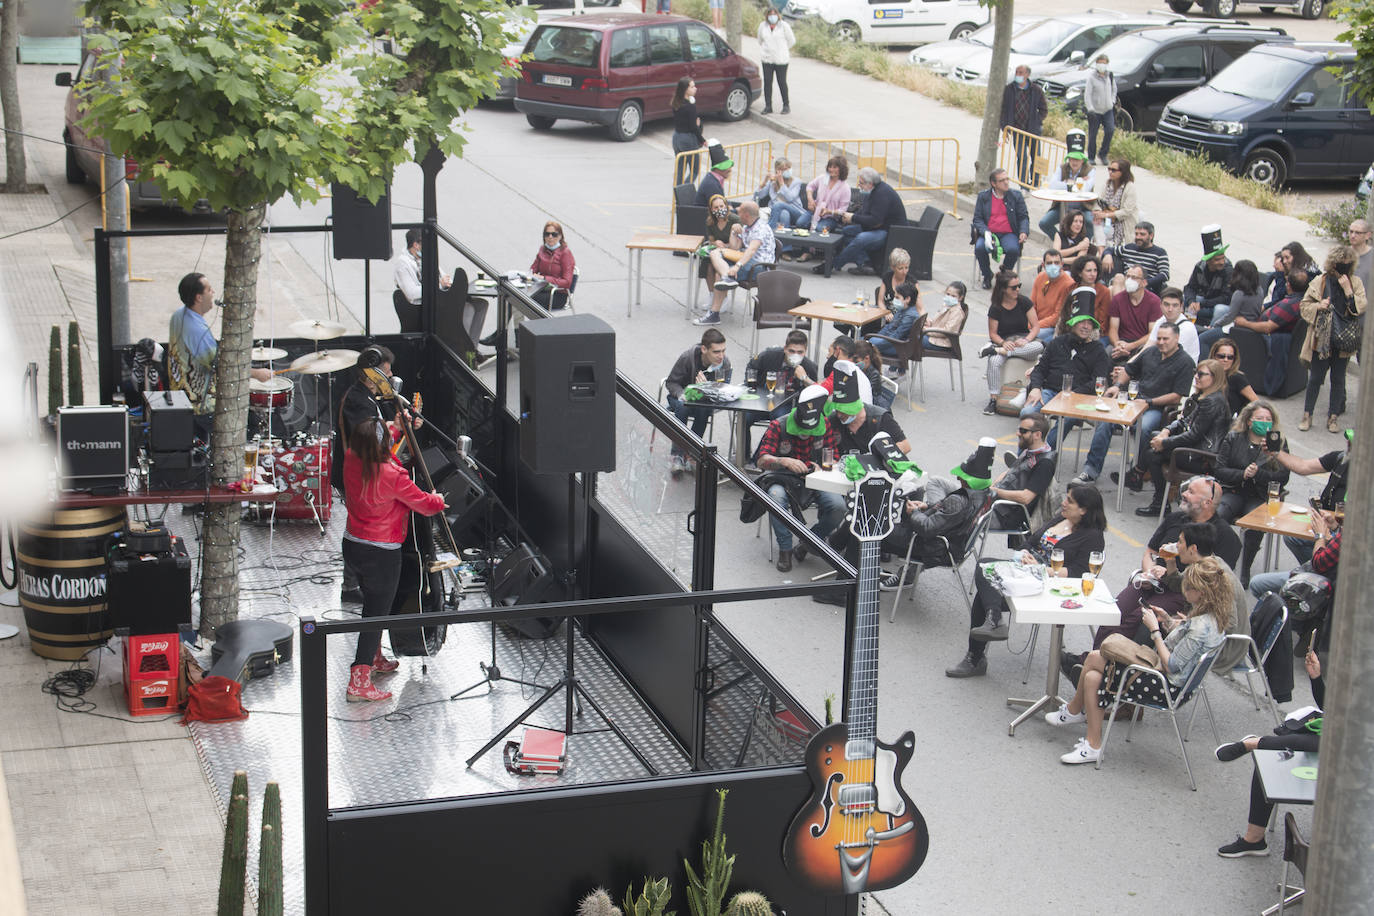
[
  {"xmin": 331, "ymin": 183, "xmax": 393, "ymax": 261},
  {"xmin": 492, "ymin": 543, "xmax": 561, "ymax": 640},
  {"xmin": 517, "ymin": 316, "xmax": 616, "ymax": 474}
]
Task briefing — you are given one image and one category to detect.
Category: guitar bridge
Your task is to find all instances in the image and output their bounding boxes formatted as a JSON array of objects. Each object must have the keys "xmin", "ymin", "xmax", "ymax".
[{"xmin": 427, "ymin": 557, "xmax": 463, "ymax": 573}]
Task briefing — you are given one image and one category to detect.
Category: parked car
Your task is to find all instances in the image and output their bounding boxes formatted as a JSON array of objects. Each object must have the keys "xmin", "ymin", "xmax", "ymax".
[
  {"xmin": 1156, "ymin": 42, "xmax": 1373, "ymax": 188},
  {"xmin": 946, "ymin": 10, "xmax": 1181, "ymax": 86},
  {"xmin": 1166, "ymin": 0, "xmax": 1327, "ymax": 21},
  {"xmin": 514, "ymin": 13, "xmax": 761, "ymax": 142},
  {"xmin": 1036, "ymin": 23, "xmax": 1292, "ymax": 135},
  {"xmin": 489, "ymin": 0, "xmax": 637, "ymax": 101},
  {"xmin": 906, "ymin": 16, "xmax": 1040, "ymax": 74},
  {"xmin": 786, "ymin": 0, "xmax": 988, "ymax": 45},
  {"xmin": 56, "ymin": 54, "xmax": 193, "ymax": 210}
]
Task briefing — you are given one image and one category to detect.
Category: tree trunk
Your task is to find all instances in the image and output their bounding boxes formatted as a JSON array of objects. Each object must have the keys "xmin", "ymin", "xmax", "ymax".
[
  {"xmin": 1305, "ymin": 311, "xmax": 1374, "ymax": 912},
  {"xmin": 0, "ymin": 0, "xmax": 28, "ymax": 191},
  {"xmin": 974, "ymin": 0, "xmax": 1014, "ymax": 185},
  {"xmin": 200, "ymin": 203, "xmax": 263, "ymax": 636},
  {"xmin": 726, "ymin": 0, "xmax": 742, "ymax": 58}
]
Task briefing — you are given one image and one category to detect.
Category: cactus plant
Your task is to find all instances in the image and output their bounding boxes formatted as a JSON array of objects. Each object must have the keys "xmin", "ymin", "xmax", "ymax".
[
  {"xmin": 577, "ymin": 887, "xmax": 623, "ymax": 916},
  {"xmin": 258, "ymin": 782, "xmax": 283, "ymax": 916},
  {"xmin": 724, "ymin": 891, "xmax": 773, "ymax": 916},
  {"xmin": 622, "ymin": 876, "xmax": 674, "ymax": 916},
  {"xmin": 217, "ymin": 770, "xmax": 249, "ymax": 916},
  {"xmin": 47, "ymin": 326, "xmax": 61, "ymax": 416},
  {"xmin": 66, "ymin": 321, "xmax": 82, "ymax": 405},
  {"xmin": 684, "ymin": 789, "xmax": 734, "ymax": 916},
  {"xmin": 824, "ymin": 692, "xmax": 835, "ymax": 725}
]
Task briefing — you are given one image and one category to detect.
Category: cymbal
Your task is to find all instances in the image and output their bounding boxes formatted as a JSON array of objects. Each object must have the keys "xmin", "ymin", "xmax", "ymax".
[
  {"xmin": 250, "ymin": 346, "xmax": 288, "ymax": 361},
  {"xmin": 289, "ymin": 318, "xmax": 347, "ymax": 340},
  {"xmin": 289, "ymin": 349, "xmax": 359, "ymax": 374}
]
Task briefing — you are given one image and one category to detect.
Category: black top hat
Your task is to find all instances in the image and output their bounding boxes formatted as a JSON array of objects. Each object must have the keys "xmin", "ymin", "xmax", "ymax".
[
  {"xmin": 786, "ymin": 384, "xmax": 830, "ymax": 436},
  {"xmin": 826, "ymin": 359, "xmax": 871, "ymax": 416},
  {"xmin": 1201, "ymin": 224, "xmax": 1228, "ymax": 260},
  {"xmin": 952, "ymin": 437, "xmax": 998, "ymax": 489},
  {"xmin": 1065, "ymin": 129, "xmax": 1087, "ymax": 159},
  {"xmin": 1065, "ymin": 286, "xmax": 1100, "ymax": 328},
  {"xmin": 707, "ymin": 140, "xmax": 734, "ymax": 172}
]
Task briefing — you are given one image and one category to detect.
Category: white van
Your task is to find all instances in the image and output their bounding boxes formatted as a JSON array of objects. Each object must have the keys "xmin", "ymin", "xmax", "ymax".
[{"xmin": 788, "ymin": 0, "xmax": 988, "ymax": 45}]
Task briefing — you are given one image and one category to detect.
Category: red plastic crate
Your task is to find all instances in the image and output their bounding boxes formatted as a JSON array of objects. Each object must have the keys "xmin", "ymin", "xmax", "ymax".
[
  {"xmin": 124, "ymin": 633, "xmax": 179, "ymax": 681},
  {"xmin": 125, "ymin": 676, "xmax": 177, "ymax": 716}
]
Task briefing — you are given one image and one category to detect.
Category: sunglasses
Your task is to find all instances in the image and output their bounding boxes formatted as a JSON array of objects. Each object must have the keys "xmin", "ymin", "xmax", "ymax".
[
  {"xmin": 1107, "ymin": 167, "xmax": 1121, "ymax": 173},
  {"xmin": 1215, "ymin": 353, "xmax": 1235, "ymax": 360},
  {"xmin": 544, "ymin": 230, "xmax": 561, "ymax": 237},
  {"xmin": 1016, "ymin": 427, "xmax": 1036, "ymax": 434},
  {"xmin": 1007, "ymin": 283, "xmax": 1022, "ymax": 289},
  {"xmin": 1195, "ymin": 371, "xmax": 1211, "ymax": 378}
]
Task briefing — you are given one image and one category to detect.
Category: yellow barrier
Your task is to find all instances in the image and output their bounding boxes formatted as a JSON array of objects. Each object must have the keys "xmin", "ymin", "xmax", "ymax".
[
  {"xmin": 782, "ymin": 137, "xmax": 962, "ymax": 218},
  {"xmin": 997, "ymin": 126, "xmax": 1068, "ymax": 192},
  {"xmin": 670, "ymin": 139, "xmax": 774, "ymax": 231}
]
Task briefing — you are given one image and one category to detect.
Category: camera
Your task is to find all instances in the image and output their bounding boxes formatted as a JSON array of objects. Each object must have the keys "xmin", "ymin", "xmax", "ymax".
[{"xmin": 1264, "ymin": 430, "xmax": 1282, "ymax": 452}]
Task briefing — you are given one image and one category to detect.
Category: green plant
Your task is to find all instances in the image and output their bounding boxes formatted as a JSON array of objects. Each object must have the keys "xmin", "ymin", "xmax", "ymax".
[
  {"xmin": 724, "ymin": 891, "xmax": 774, "ymax": 916},
  {"xmin": 1305, "ymin": 197, "xmax": 1366, "ymax": 241},
  {"xmin": 684, "ymin": 789, "xmax": 735, "ymax": 916},
  {"xmin": 578, "ymin": 887, "xmax": 624, "ymax": 916},
  {"xmin": 623, "ymin": 876, "xmax": 674, "ymax": 916},
  {"xmin": 823, "ymin": 692, "xmax": 834, "ymax": 725},
  {"xmin": 217, "ymin": 770, "xmax": 249, "ymax": 916},
  {"xmin": 66, "ymin": 321, "xmax": 82, "ymax": 406},
  {"xmin": 674, "ymin": 0, "xmax": 765, "ymax": 36},
  {"xmin": 258, "ymin": 782, "xmax": 283, "ymax": 916},
  {"xmin": 47, "ymin": 325, "xmax": 61, "ymax": 417}
]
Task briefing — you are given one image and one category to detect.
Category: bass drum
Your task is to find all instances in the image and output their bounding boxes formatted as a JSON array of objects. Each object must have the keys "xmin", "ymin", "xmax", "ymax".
[{"xmin": 387, "ymin": 507, "xmax": 448, "ymax": 657}]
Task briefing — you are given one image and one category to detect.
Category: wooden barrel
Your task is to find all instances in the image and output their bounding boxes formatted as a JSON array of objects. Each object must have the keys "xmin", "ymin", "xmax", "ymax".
[{"xmin": 17, "ymin": 506, "xmax": 125, "ymax": 660}]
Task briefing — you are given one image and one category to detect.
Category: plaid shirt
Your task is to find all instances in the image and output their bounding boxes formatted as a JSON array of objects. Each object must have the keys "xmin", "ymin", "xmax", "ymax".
[
  {"xmin": 1259, "ymin": 295, "xmax": 1302, "ymax": 333},
  {"xmin": 1313, "ymin": 528, "xmax": 1341, "ymax": 577},
  {"xmin": 756, "ymin": 418, "xmax": 839, "ymax": 468}
]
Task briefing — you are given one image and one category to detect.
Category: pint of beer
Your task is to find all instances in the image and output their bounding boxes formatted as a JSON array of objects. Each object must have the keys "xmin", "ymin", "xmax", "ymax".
[
  {"xmin": 1081, "ymin": 572, "xmax": 1095, "ymax": 596},
  {"xmin": 1157, "ymin": 542, "xmax": 1178, "ymax": 562},
  {"xmin": 1050, "ymin": 548, "xmax": 1065, "ymax": 575}
]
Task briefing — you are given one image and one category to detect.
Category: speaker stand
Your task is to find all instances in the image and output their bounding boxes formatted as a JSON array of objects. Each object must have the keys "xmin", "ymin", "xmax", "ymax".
[
  {"xmin": 448, "ymin": 615, "xmax": 556, "ymax": 701},
  {"xmin": 464, "ymin": 474, "xmax": 656, "ymax": 776}
]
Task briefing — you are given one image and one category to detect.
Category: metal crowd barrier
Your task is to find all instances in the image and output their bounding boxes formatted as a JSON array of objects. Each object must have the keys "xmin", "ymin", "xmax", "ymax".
[
  {"xmin": 997, "ymin": 126, "xmax": 1068, "ymax": 192},
  {"xmin": 670, "ymin": 139, "xmax": 775, "ymax": 231},
  {"xmin": 783, "ymin": 137, "xmax": 962, "ymax": 218}
]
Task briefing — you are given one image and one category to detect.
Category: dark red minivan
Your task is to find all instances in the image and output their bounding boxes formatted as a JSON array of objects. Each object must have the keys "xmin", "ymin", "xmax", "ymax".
[{"xmin": 514, "ymin": 13, "xmax": 761, "ymax": 142}]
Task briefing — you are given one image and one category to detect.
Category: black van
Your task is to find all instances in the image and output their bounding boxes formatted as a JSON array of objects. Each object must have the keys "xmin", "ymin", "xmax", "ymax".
[
  {"xmin": 1038, "ymin": 23, "xmax": 1291, "ymax": 135},
  {"xmin": 1155, "ymin": 42, "xmax": 1373, "ymax": 188}
]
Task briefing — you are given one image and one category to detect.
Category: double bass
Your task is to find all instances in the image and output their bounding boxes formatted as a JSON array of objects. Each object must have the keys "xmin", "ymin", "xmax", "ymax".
[{"xmin": 357, "ymin": 362, "xmax": 460, "ymax": 657}]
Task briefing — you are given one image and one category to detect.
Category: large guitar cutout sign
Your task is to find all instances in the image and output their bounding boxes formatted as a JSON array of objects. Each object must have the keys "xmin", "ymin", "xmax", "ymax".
[{"xmin": 783, "ymin": 457, "xmax": 929, "ymax": 896}]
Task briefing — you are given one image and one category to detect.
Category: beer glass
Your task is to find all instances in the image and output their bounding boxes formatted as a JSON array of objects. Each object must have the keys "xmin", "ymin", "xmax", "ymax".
[
  {"xmin": 1267, "ymin": 481, "xmax": 1281, "ymax": 526},
  {"xmin": 1050, "ymin": 548, "xmax": 1065, "ymax": 576}
]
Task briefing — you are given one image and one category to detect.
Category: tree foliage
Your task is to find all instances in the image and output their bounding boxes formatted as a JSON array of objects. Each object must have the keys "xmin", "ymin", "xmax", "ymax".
[{"xmin": 1334, "ymin": 1, "xmax": 1373, "ymax": 115}]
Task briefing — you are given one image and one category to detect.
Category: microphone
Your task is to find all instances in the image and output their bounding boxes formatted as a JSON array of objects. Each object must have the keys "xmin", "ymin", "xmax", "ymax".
[
  {"xmin": 390, "ymin": 376, "xmax": 404, "ymax": 396},
  {"xmin": 456, "ymin": 435, "xmax": 476, "ymax": 469}
]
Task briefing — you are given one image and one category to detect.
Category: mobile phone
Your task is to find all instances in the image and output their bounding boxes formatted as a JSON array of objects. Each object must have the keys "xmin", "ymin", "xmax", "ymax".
[
  {"xmin": 1265, "ymin": 430, "xmax": 1282, "ymax": 452},
  {"xmin": 1308, "ymin": 497, "xmax": 1324, "ymax": 516}
]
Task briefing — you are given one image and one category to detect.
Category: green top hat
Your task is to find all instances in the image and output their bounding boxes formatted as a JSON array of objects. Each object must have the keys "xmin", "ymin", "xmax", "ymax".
[
  {"xmin": 1201, "ymin": 224, "xmax": 1229, "ymax": 261},
  {"xmin": 952, "ymin": 437, "xmax": 998, "ymax": 489},
  {"xmin": 1065, "ymin": 286, "xmax": 1100, "ymax": 328}
]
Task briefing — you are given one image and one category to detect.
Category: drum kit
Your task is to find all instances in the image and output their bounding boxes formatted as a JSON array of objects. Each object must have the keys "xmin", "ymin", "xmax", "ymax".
[{"xmin": 244, "ymin": 319, "xmax": 353, "ymax": 532}]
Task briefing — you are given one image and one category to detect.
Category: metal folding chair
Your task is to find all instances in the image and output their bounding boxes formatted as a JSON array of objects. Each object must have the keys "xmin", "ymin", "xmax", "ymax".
[
  {"xmin": 887, "ymin": 509, "xmax": 988, "ymax": 622},
  {"xmin": 1226, "ymin": 596, "xmax": 1288, "ymax": 727}
]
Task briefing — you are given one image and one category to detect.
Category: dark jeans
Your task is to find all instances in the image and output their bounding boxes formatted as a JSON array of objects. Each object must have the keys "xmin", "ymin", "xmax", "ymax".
[
  {"xmin": 966, "ymin": 565, "xmax": 1006, "ymax": 660},
  {"xmin": 1217, "ymin": 491, "xmax": 1265, "ymax": 579},
  {"xmin": 667, "ymin": 393, "xmax": 710, "ymax": 456},
  {"xmin": 1011, "ymin": 134, "xmax": 1040, "ymax": 186},
  {"xmin": 672, "ymin": 131, "xmax": 701, "ymax": 185},
  {"xmin": 1247, "ymin": 733, "xmax": 1321, "ymax": 826},
  {"xmin": 342, "ymin": 538, "xmax": 404, "ymax": 667},
  {"xmin": 1304, "ymin": 354, "xmax": 1349, "ymax": 415},
  {"xmin": 1086, "ymin": 110, "xmax": 1115, "ymax": 162},
  {"xmin": 762, "ymin": 63, "xmax": 789, "ymax": 108},
  {"xmin": 531, "ymin": 285, "xmax": 568, "ymax": 311}
]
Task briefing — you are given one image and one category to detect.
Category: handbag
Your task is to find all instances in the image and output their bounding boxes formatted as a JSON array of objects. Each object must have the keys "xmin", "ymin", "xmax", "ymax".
[
  {"xmin": 1100, "ymin": 632, "xmax": 1161, "ymax": 697},
  {"xmin": 1330, "ymin": 304, "xmax": 1364, "ymax": 354}
]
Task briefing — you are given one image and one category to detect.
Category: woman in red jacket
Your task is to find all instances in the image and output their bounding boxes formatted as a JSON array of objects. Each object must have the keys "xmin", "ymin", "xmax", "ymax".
[
  {"xmin": 530, "ymin": 220, "xmax": 576, "ymax": 310},
  {"xmin": 342, "ymin": 418, "xmax": 446, "ymax": 702}
]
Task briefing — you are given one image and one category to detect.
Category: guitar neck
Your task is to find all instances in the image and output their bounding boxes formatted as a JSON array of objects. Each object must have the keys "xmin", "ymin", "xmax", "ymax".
[{"xmin": 846, "ymin": 539, "xmax": 881, "ymax": 744}]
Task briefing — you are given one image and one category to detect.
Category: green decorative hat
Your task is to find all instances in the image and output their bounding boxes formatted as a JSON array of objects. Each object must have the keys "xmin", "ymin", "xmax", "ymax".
[
  {"xmin": 825, "ymin": 359, "xmax": 871, "ymax": 417},
  {"xmin": 1065, "ymin": 129, "xmax": 1087, "ymax": 161},
  {"xmin": 1065, "ymin": 286, "xmax": 1100, "ymax": 328},
  {"xmin": 707, "ymin": 140, "xmax": 734, "ymax": 172},
  {"xmin": 1201, "ymin": 224, "xmax": 1229, "ymax": 260},
  {"xmin": 1345, "ymin": 428, "xmax": 1354, "ymax": 442},
  {"xmin": 952, "ymin": 437, "xmax": 998, "ymax": 489},
  {"xmin": 785, "ymin": 384, "xmax": 830, "ymax": 437}
]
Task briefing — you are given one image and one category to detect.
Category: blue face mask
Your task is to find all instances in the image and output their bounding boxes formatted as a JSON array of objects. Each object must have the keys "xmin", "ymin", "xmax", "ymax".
[
  {"xmin": 942, "ymin": 294, "xmax": 958, "ymax": 307},
  {"xmin": 544, "ymin": 241, "xmax": 559, "ymax": 252},
  {"xmin": 782, "ymin": 169, "xmax": 792, "ymax": 179},
  {"xmin": 1045, "ymin": 263, "xmax": 1061, "ymax": 279},
  {"xmin": 1015, "ymin": 75, "xmax": 1027, "ymax": 87}
]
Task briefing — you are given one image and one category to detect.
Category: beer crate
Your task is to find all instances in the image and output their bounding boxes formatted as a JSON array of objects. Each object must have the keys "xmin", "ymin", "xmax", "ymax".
[
  {"xmin": 125, "ymin": 676, "xmax": 177, "ymax": 717},
  {"xmin": 123, "ymin": 633, "xmax": 179, "ymax": 681}
]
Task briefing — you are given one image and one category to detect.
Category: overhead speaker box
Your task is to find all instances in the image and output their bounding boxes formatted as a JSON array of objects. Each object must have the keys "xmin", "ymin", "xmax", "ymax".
[{"xmin": 331, "ymin": 183, "xmax": 392, "ymax": 261}]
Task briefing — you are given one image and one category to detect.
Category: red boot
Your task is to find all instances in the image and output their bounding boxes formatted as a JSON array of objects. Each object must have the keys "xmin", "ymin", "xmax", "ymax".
[
  {"xmin": 371, "ymin": 646, "xmax": 399, "ymax": 675},
  {"xmin": 346, "ymin": 664, "xmax": 392, "ymax": 703}
]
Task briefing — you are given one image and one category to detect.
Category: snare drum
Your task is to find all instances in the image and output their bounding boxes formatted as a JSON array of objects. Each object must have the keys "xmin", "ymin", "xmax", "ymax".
[{"xmin": 248, "ymin": 376, "xmax": 294, "ymax": 410}]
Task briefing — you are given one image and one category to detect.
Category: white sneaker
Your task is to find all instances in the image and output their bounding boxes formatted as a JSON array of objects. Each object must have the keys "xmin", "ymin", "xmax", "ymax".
[
  {"xmin": 1045, "ymin": 704, "xmax": 1087, "ymax": 727},
  {"xmin": 1061, "ymin": 742, "xmax": 1101, "ymax": 765}
]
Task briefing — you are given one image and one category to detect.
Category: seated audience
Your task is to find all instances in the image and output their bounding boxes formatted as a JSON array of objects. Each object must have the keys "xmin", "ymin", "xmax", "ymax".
[
  {"xmin": 1268, "ymin": 429, "xmax": 1351, "ymax": 565},
  {"xmin": 948, "ymin": 485, "xmax": 1105, "ymax": 678},
  {"xmin": 1063, "ymin": 253, "xmax": 1110, "ymax": 331},
  {"xmin": 1205, "ymin": 337, "xmax": 1259, "ymax": 415},
  {"xmin": 529, "ymin": 220, "xmax": 576, "ymax": 310},
  {"xmin": 1054, "ymin": 209, "xmax": 1093, "ymax": 263},
  {"xmin": 1183, "ymin": 225, "xmax": 1234, "ymax": 325},
  {"xmin": 978, "ymin": 270, "xmax": 1044, "ymax": 416},
  {"xmin": 972, "ymin": 169, "xmax": 1029, "ymax": 288},
  {"xmin": 853, "ymin": 341, "xmax": 893, "ymax": 408},
  {"xmin": 1020, "ymin": 290, "xmax": 1111, "ymax": 447},
  {"xmin": 665, "ymin": 328, "xmax": 731, "ymax": 475},
  {"xmin": 697, "ymin": 200, "xmax": 775, "ymax": 326},
  {"xmin": 828, "ymin": 167, "xmax": 906, "ymax": 276},
  {"xmin": 1037, "ymin": 142, "xmax": 1096, "ymax": 239},
  {"xmin": 1112, "ymin": 221, "xmax": 1168, "ymax": 295},
  {"xmin": 876, "ymin": 247, "xmax": 912, "ymax": 310},
  {"xmin": 1030, "ymin": 249, "xmax": 1075, "ymax": 343},
  {"xmin": 1105, "ymin": 265, "xmax": 1162, "ymax": 361},
  {"xmin": 1213, "ymin": 401, "xmax": 1290, "ymax": 586},
  {"xmin": 986, "ymin": 413, "xmax": 1057, "ymax": 536},
  {"xmin": 755, "ymin": 385, "xmax": 844, "ymax": 572},
  {"xmin": 881, "ymin": 438, "xmax": 997, "ymax": 585},
  {"xmin": 867, "ymin": 281, "xmax": 922, "ymax": 360},
  {"xmin": 1133, "ymin": 359, "xmax": 1231, "ymax": 517},
  {"xmin": 797, "ymin": 155, "xmax": 851, "ymax": 259},
  {"xmin": 1142, "ymin": 287, "xmax": 1199, "ymax": 362},
  {"xmin": 922, "ymin": 281, "xmax": 969, "ymax": 353},
  {"xmin": 1206, "ymin": 258, "xmax": 1263, "ymax": 329}
]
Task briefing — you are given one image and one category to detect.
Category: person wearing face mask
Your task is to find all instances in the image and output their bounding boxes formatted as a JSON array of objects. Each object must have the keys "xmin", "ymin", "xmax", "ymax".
[
  {"xmin": 999, "ymin": 65, "xmax": 1047, "ymax": 186},
  {"xmin": 697, "ymin": 193, "xmax": 739, "ymax": 296},
  {"xmin": 757, "ymin": 8, "xmax": 796, "ymax": 115},
  {"xmin": 670, "ymin": 77, "xmax": 706, "ymax": 185},
  {"xmin": 922, "ymin": 281, "xmax": 968, "ymax": 354},
  {"xmin": 866, "ymin": 281, "xmax": 922, "ymax": 360},
  {"xmin": 169, "ymin": 272, "xmax": 273, "ymax": 439},
  {"xmin": 1083, "ymin": 55, "xmax": 1117, "ymax": 167},
  {"xmin": 1106, "ymin": 265, "xmax": 1161, "ymax": 361},
  {"xmin": 1299, "ymin": 244, "xmax": 1367, "ymax": 433},
  {"xmin": 755, "ymin": 385, "xmax": 844, "ymax": 572},
  {"xmin": 1031, "ymin": 250, "xmax": 1074, "ymax": 342},
  {"xmin": 1213, "ymin": 401, "xmax": 1290, "ymax": 586},
  {"xmin": 528, "ymin": 220, "xmax": 576, "ymax": 310},
  {"xmin": 755, "ymin": 157, "xmax": 806, "ymax": 251}
]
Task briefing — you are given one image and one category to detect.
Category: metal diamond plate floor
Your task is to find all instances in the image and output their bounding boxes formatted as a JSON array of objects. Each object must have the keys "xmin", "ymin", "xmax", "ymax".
[{"xmin": 182, "ymin": 507, "xmax": 691, "ymax": 915}]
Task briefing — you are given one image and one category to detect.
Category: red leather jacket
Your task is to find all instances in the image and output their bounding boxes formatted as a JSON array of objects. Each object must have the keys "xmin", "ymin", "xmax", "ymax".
[
  {"xmin": 530, "ymin": 244, "xmax": 575, "ymax": 291},
  {"xmin": 343, "ymin": 452, "xmax": 445, "ymax": 544}
]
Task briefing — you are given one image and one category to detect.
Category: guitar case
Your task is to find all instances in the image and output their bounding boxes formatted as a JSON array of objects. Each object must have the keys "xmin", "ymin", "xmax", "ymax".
[{"xmin": 207, "ymin": 619, "xmax": 294, "ymax": 683}]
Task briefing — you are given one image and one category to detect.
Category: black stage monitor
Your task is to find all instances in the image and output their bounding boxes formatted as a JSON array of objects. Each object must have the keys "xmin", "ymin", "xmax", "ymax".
[{"xmin": 491, "ymin": 543, "xmax": 561, "ymax": 640}]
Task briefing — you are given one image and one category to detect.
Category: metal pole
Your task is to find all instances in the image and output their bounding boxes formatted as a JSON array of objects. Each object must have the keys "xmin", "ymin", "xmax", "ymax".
[
  {"xmin": 299, "ymin": 618, "xmax": 330, "ymax": 916},
  {"xmin": 419, "ymin": 146, "xmax": 445, "ymax": 337},
  {"xmin": 1305, "ymin": 313, "xmax": 1374, "ymax": 912},
  {"xmin": 93, "ymin": 229, "xmax": 115, "ymax": 404}
]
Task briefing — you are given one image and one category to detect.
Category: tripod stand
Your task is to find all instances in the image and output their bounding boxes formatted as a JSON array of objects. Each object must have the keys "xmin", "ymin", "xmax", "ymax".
[{"xmin": 464, "ymin": 473, "xmax": 656, "ymax": 775}]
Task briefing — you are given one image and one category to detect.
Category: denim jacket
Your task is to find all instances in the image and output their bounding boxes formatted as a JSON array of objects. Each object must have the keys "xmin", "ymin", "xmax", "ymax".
[
  {"xmin": 1163, "ymin": 613, "xmax": 1223, "ymax": 688},
  {"xmin": 873, "ymin": 305, "xmax": 919, "ymax": 343}
]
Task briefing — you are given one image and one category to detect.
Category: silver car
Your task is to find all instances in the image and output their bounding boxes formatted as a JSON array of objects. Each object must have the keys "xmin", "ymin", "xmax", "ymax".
[{"xmin": 906, "ymin": 16, "xmax": 1040, "ymax": 75}]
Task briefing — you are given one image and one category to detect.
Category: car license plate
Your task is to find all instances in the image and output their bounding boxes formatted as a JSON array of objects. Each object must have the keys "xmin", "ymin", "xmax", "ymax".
[{"xmin": 542, "ymin": 74, "xmax": 572, "ymax": 87}]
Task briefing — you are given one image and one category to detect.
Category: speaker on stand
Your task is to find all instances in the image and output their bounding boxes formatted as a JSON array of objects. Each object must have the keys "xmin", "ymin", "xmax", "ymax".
[{"xmin": 330, "ymin": 183, "xmax": 393, "ymax": 262}]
